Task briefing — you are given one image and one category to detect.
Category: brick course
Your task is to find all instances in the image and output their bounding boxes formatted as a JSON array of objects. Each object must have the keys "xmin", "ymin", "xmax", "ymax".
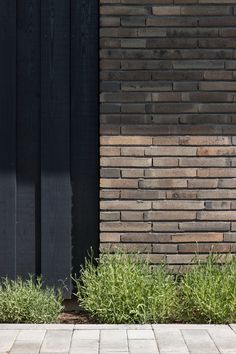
[{"xmin": 100, "ymin": 0, "xmax": 236, "ymax": 268}]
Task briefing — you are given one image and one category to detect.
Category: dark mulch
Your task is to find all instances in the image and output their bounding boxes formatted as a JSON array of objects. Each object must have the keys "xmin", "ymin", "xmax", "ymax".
[{"xmin": 59, "ymin": 299, "xmax": 98, "ymax": 324}]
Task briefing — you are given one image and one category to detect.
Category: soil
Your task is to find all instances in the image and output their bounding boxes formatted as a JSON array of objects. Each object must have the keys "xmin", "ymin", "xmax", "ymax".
[{"xmin": 59, "ymin": 299, "xmax": 98, "ymax": 324}]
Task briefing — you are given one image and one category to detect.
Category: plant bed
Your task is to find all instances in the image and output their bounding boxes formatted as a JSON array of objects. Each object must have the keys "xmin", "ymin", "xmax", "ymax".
[
  {"xmin": 0, "ymin": 276, "xmax": 63, "ymax": 324},
  {"xmin": 0, "ymin": 253, "xmax": 236, "ymax": 325},
  {"xmin": 59, "ymin": 300, "xmax": 98, "ymax": 324},
  {"xmin": 75, "ymin": 252, "xmax": 179, "ymax": 324},
  {"xmin": 74, "ymin": 252, "xmax": 236, "ymax": 325}
]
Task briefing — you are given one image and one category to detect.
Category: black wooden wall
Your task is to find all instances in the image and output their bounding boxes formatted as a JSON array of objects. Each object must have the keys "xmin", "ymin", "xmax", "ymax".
[{"xmin": 0, "ymin": 0, "xmax": 98, "ymax": 296}]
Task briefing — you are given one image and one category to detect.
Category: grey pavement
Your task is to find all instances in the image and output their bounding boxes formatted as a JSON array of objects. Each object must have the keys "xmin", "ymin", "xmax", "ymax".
[{"xmin": 0, "ymin": 324, "xmax": 236, "ymax": 354}]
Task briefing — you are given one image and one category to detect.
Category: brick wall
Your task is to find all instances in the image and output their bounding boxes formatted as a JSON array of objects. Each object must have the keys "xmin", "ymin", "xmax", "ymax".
[{"xmin": 99, "ymin": 0, "xmax": 236, "ymax": 269}]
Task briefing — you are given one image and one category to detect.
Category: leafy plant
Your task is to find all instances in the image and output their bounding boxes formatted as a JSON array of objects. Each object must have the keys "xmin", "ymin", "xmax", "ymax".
[
  {"xmin": 180, "ymin": 254, "xmax": 236, "ymax": 324},
  {"xmin": 75, "ymin": 252, "xmax": 179, "ymax": 324},
  {"xmin": 0, "ymin": 276, "xmax": 63, "ymax": 323}
]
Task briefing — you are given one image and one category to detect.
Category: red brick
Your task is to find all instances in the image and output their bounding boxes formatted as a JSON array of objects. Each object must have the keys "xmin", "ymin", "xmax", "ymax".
[
  {"xmin": 188, "ymin": 179, "xmax": 218, "ymax": 189},
  {"xmin": 197, "ymin": 190, "xmax": 236, "ymax": 199},
  {"xmin": 121, "ymin": 189, "xmax": 165, "ymax": 199},
  {"xmin": 153, "ymin": 158, "xmax": 179, "ymax": 167},
  {"xmin": 121, "ymin": 211, "xmax": 144, "ymax": 221},
  {"xmin": 198, "ymin": 211, "xmax": 236, "ymax": 221},
  {"xmin": 179, "ymin": 136, "xmax": 230, "ymax": 146},
  {"xmin": 153, "ymin": 200, "xmax": 204, "ymax": 210},
  {"xmin": 153, "ymin": 222, "xmax": 179, "ymax": 232},
  {"xmin": 100, "ymin": 147, "xmax": 120, "ymax": 156},
  {"xmin": 153, "ymin": 244, "xmax": 178, "ymax": 253},
  {"xmin": 100, "ymin": 212, "xmax": 120, "ymax": 221},
  {"xmin": 178, "ymin": 243, "xmax": 230, "ymax": 253},
  {"xmin": 100, "ymin": 178, "xmax": 138, "ymax": 189},
  {"xmin": 101, "ymin": 157, "xmax": 152, "ymax": 167},
  {"xmin": 145, "ymin": 146, "xmax": 196, "ymax": 156},
  {"xmin": 197, "ymin": 168, "xmax": 236, "ymax": 178},
  {"xmin": 152, "ymin": 137, "xmax": 179, "ymax": 145},
  {"xmin": 152, "ymin": 6, "xmax": 181, "ymax": 15},
  {"xmin": 172, "ymin": 233, "xmax": 223, "ymax": 242},
  {"xmin": 101, "ymin": 136, "xmax": 152, "ymax": 146},
  {"xmin": 224, "ymin": 234, "xmax": 236, "ymax": 242},
  {"xmin": 121, "ymin": 233, "xmax": 171, "ymax": 243},
  {"xmin": 145, "ymin": 211, "xmax": 196, "ymax": 221},
  {"xmin": 166, "ymin": 254, "xmax": 208, "ymax": 264},
  {"xmin": 121, "ymin": 147, "xmax": 145, "ymax": 156},
  {"xmin": 101, "ymin": 6, "xmax": 149, "ymax": 15},
  {"xmin": 205, "ymin": 201, "xmax": 230, "ymax": 210},
  {"xmin": 121, "ymin": 169, "xmax": 144, "ymax": 178},
  {"xmin": 179, "ymin": 157, "xmax": 229, "ymax": 167},
  {"xmin": 197, "ymin": 147, "xmax": 236, "ymax": 157},
  {"xmin": 179, "ymin": 222, "xmax": 230, "ymax": 231},
  {"xmin": 100, "ymin": 222, "xmax": 152, "ymax": 232},
  {"xmin": 100, "ymin": 233, "xmax": 121, "ymax": 243},
  {"xmin": 140, "ymin": 254, "xmax": 166, "ymax": 264},
  {"xmin": 146, "ymin": 168, "xmax": 196, "ymax": 178},
  {"xmin": 140, "ymin": 179, "xmax": 187, "ymax": 189},
  {"xmin": 100, "ymin": 243, "xmax": 152, "ymax": 253},
  {"xmin": 100, "ymin": 190, "xmax": 120, "ymax": 199},
  {"xmin": 101, "ymin": 200, "xmax": 151, "ymax": 210}
]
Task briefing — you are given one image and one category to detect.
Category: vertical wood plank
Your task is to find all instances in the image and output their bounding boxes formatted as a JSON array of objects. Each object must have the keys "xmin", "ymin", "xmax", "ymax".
[
  {"xmin": 16, "ymin": 0, "xmax": 41, "ymax": 277},
  {"xmin": 41, "ymin": 0, "xmax": 71, "ymax": 294},
  {"xmin": 71, "ymin": 0, "xmax": 99, "ymax": 274},
  {"xmin": 0, "ymin": 1, "xmax": 16, "ymax": 278}
]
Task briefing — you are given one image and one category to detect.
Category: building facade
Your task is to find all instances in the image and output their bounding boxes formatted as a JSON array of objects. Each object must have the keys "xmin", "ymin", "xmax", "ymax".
[{"xmin": 100, "ymin": 0, "xmax": 236, "ymax": 269}]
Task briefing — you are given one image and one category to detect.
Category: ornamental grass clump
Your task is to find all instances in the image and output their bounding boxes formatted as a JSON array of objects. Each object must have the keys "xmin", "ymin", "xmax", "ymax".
[
  {"xmin": 180, "ymin": 255, "xmax": 236, "ymax": 324},
  {"xmin": 0, "ymin": 276, "xmax": 63, "ymax": 323},
  {"xmin": 75, "ymin": 252, "xmax": 179, "ymax": 324}
]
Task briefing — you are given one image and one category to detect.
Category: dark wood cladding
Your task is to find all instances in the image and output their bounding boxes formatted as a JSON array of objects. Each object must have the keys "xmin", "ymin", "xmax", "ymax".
[{"xmin": 0, "ymin": 0, "xmax": 99, "ymax": 297}]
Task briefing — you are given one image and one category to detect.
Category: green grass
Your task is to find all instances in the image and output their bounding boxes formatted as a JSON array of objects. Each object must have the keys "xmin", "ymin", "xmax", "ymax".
[
  {"xmin": 75, "ymin": 252, "xmax": 179, "ymax": 324},
  {"xmin": 0, "ymin": 276, "xmax": 63, "ymax": 323},
  {"xmin": 180, "ymin": 255, "xmax": 236, "ymax": 324}
]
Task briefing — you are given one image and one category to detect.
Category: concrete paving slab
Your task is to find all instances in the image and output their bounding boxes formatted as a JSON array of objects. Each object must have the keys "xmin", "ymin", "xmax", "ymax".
[
  {"xmin": 70, "ymin": 339, "xmax": 99, "ymax": 354},
  {"xmin": 16, "ymin": 330, "xmax": 46, "ymax": 342},
  {"xmin": 182, "ymin": 329, "xmax": 219, "ymax": 354},
  {"xmin": 70, "ymin": 331, "xmax": 99, "ymax": 354},
  {"xmin": 74, "ymin": 324, "xmax": 152, "ymax": 330},
  {"xmin": 100, "ymin": 329, "xmax": 128, "ymax": 352},
  {"xmin": 128, "ymin": 329, "xmax": 155, "ymax": 340},
  {"xmin": 0, "ymin": 324, "xmax": 235, "ymax": 354},
  {"xmin": 154, "ymin": 328, "xmax": 189, "ymax": 354},
  {"xmin": 0, "ymin": 324, "xmax": 74, "ymax": 330},
  {"xmin": 229, "ymin": 324, "xmax": 236, "ymax": 334},
  {"xmin": 152, "ymin": 324, "xmax": 223, "ymax": 330},
  {"xmin": 129, "ymin": 339, "xmax": 159, "ymax": 354},
  {"xmin": 0, "ymin": 329, "xmax": 19, "ymax": 352},
  {"xmin": 99, "ymin": 352, "xmax": 129, "ymax": 354},
  {"xmin": 10, "ymin": 340, "xmax": 41, "ymax": 354},
  {"xmin": 40, "ymin": 352, "xmax": 69, "ymax": 354},
  {"xmin": 72, "ymin": 329, "xmax": 100, "ymax": 340},
  {"xmin": 40, "ymin": 330, "xmax": 72, "ymax": 353},
  {"xmin": 207, "ymin": 327, "xmax": 236, "ymax": 354}
]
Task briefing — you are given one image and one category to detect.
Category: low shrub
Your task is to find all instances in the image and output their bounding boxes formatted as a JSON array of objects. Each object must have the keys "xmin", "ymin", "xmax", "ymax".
[
  {"xmin": 180, "ymin": 255, "xmax": 236, "ymax": 324},
  {"xmin": 75, "ymin": 252, "xmax": 179, "ymax": 324},
  {"xmin": 0, "ymin": 276, "xmax": 63, "ymax": 323}
]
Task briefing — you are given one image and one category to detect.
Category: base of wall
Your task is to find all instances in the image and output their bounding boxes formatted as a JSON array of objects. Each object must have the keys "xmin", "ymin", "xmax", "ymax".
[{"xmin": 100, "ymin": 134, "xmax": 236, "ymax": 267}]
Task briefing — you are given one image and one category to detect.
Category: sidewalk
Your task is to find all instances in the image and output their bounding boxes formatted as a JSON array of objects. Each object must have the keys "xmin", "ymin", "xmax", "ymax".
[{"xmin": 0, "ymin": 324, "xmax": 236, "ymax": 354}]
